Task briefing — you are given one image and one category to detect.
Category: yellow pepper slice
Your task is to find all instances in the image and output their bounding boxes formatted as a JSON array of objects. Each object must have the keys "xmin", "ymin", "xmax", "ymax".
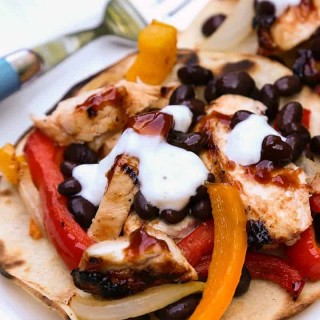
[
  {"xmin": 190, "ymin": 183, "xmax": 247, "ymax": 320},
  {"xmin": 0, "ymin": 143, "xmax": 22, "ymax": 185},
  {"xmin": 126, "ymin": 20, "xmax": 177, "ymax": 85}
]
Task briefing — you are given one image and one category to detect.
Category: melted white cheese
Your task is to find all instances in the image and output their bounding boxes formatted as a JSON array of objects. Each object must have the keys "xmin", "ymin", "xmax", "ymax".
[
  {"xmin": 73, "ymin": 107, "xmax": 208, "ymax": 210},
  {"xmin": 161, "ymin": 105, "xmax": 193, "ymax": 133},
  {"xmin": 225, "ymin": 114, "xmax": 285, "ymax": 166},
  {"xmin": 256, "ymin": 0, "xmax": 300, "ymax": 17}
]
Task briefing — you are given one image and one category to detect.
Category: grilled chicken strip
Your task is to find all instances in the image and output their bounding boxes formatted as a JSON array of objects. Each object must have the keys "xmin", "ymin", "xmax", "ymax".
[
  {"xmin": 33, "ymin": 86, "xmax": 127, "ymax": 146},
  {"xmin": 72, "ymin": 225, "xmax": 197, "ymax": 298},
  {"xmin": 124, "ymin": 211, "xmax": 198, "ymax": 242},
  {"xmin": 33, "ymin": 81, "xmax": 169, "ymax": 146},
  {"xmin": 88, "ymin": 155, "xmax": 139, "ymax": 241},
  {"xmin": 198, "ymin": 95, "xmax": 312, "ymax": 243},
  {"xmin": 260, "ymin": 0, "xmax": 320, "ymax": 51},
  {"xmin": 115, "ymin": 80, "xmax": 170, "ymax": 115}
]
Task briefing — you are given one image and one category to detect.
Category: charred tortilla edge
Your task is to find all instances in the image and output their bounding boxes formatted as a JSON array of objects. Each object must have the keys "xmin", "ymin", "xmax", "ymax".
[{"xmin": 0, "ymin": 264, "xmax": 74, "ymax": 320}]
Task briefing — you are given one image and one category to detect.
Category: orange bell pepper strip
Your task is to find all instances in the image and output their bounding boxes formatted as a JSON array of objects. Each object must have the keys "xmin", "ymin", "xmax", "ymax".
[
  {"xmin": 190, "ymin": 183, "xmax": 247, "ymax": 320},
  {"xmin": 0, "ymin": 143, "xmax": 24, "ymax": 184},
  {"xmin": 126, "ymin": 20, "xmax": 177, "ymax": 85}
]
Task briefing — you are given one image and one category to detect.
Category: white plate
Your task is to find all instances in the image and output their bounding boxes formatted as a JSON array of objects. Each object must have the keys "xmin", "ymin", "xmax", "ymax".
[{"xmin": 0, "ymin": 1, "xmax": 319, "ymax": 319}]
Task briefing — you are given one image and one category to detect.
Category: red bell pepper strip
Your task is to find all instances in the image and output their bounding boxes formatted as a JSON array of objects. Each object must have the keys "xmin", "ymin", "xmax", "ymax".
[
  {"xmin": 286, "ymin": 226, "xmax": 320, "ymax": 281},
  {"xmin": 310, "ymin": 193, "xmax": 320, "ymax": 213},
  {"xmin": 302, "ymin": 108, "xmax": 311, "ymax": 130},
  {"xmin": 177, "ymin": 220, "xmax": 214, "ymax": 266},
  {"xmin": 24, "ymin": 130, "xmax": 94, "ymax": 270},
  {"xmin": 194, "ymin": 253, "xmax": 211, "ymax": 279},
  {"xmin": 245, "ymin": 252, "xmax": 305, "ymax": 300}
]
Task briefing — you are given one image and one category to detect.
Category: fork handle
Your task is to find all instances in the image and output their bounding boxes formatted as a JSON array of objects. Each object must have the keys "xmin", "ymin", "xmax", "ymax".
[
  {"xmin": 0, "ymin": 50, "xmax": 42, "ymax": 101},
  {"xmin": 0, "ymin": 29, "xmax": 100, "ymax": 102}
]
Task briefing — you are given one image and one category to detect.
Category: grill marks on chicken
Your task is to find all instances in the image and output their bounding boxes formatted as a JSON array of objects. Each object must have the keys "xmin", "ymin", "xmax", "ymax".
[
  {"xmin": 198, "ymin": 95, "xmax": 312, "ymax": 243},
  {"xmin": 73, "ymin": 226, "xmax": 197, "ymax": 298},
  {"xmin": 258, "ymin": 0, "xmax": 320, "ymax": 52},
  {"xmin": 33, "ymin": 87, "xmax": 127, "ymax": 146},
  {"xmin": 33, "ymin": 81, "xmax": 169, "ymax": 146},
  {"xmin": 88, "ymin": 155, "xmax": 139, "ymax": 241}
]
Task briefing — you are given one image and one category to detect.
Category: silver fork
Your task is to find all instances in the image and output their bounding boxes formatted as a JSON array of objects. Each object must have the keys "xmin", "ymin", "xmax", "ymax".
[{"xmin": 0, "ymin": 0, "xmax": 201, "ymax": 101}]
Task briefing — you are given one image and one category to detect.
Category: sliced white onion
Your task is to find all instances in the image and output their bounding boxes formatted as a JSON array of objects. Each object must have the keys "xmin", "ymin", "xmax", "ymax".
[
  {"xmin": 18, "ymin": 164, "xmax": 45, "ymax": 233},
  {"xmin": 198, "ymin": 0, "xmax": 255, "ymax": 51},
  {"xmin": 70, "ymin": 282, "xmax": 205, "ymax": 320}
]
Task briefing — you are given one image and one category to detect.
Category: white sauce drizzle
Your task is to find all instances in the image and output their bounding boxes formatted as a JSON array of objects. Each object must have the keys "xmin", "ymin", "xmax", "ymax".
[
  {"xmin": 73, "ymin": 106, "xmax": 208, "ymax": 210},
  {"xmin": 161, "ymin": 105, "xmax": 193, "ymax": 133},
  {"xmin": 256, "ymin": 0, "xmax": 301, "ymax": 17},
  {"xmin": 225, "ymin": 114, "xmax": 286, "ymax": 166}
]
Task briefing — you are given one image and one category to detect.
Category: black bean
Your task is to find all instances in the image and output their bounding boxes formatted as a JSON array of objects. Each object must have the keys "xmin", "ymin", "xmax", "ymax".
[
  {"xmin": 167, "ymin": 131, "xmax": 208, "ymax": 154},
  {"xmin": 250, "ymin": 87, "xmax": 261, "ymax": 100},
  {"xmin": 277, "ymin": 101, "xmax": 303, "ymax": 134},
  {"xmin": 134, "ymin": 191, "xmax": 159, "ymax": 220},
  {"xmin": 58, "ymin": 177, "xmax": 82, "ymax": 196},
  {"xmin": 258, "ymin": 84, "xmax": 279, "ymax": 121},
  {"xmin": 253, "ymin": 0, "xmax": 276, "ymax": 28},
  {"xmin": 190, "ymin": 185, "xmax": 207, "ymax": 203},
  {"xmin": 207, "ymin": 173, "xmax": 215, "ymax": 183},
  {"xmin": 312, "ymin": 27, "xmax": 320, "ymax": 39},
  {"xmin": 64, "ymin": 144, "xmax": 98, "ymax": 164},
  {"xmin": 247, "ymin": 219, "xmax": 272, "ymax": 249},
  {"xmin": 67, "ymin": 196, "xmax": 97, "ymax": 230},
  {"xmin": 155, "ymin": 293, "xmax": 201, "ymax": 320},
  {"xmin": 182, "ymin": 99, "xmax": 205, "ymax": 117},
  {"xmin": 285, "ymin": 123, "xmax": 311, "ymax": 144},
  {"xmin": 285, "ymin": 132, "xmax": 308, "ymax": 161},
  {"xmin": 169, "ymin": 85, "xmax": 195, "ymax": 105},
  {"xmin": 311, "ymin": 136, "xmax": 320, "ymax": 155},
  {"xmin": 177, "ymin": 65, "xmax": 213, "ymax": 86},
  {"xmin": 190, "ymin": 196, "xmax": 212, "ymax": 221},
  {"xmin": 204, "ymin": 79, "xmax": 219, "ymax": 103},
  {"xmin": 216, "ymin": 71, "xmax": 256, "ymax": 97},
  {"xmin": 274, "ymin": 75, "xmax": 302, "ymax": 97},
  {"xmin": 60, "ymin": 161, "xmax": 77, "ymax": 177},
  {"xmin": 260, "ymin": 135, "xmax": 293, "ymax": 165},
  {"xmin": 234, "ymin": 266, "xmax": 251, "ymax": 297},
  {"xmin": 230, "ymin": 110, "xmax": 253, "ymax": 129},
  {"xmin": 293, "ymin": 49, "xmax": 320, "ymax": 86},
  {"xmin": 311, "ymin": 37, "xmax": 320, "ymax": 60},
  {"xmin": 160, "ymin": 206, "xmax": 189, "ymax": 224},
  {"xmin": 313, "ymin": 215, "xmax": 320, "ymax": 243},
  {"xmin": 201, "ymin": 14, "xmax": 226, "ymax": 37}
]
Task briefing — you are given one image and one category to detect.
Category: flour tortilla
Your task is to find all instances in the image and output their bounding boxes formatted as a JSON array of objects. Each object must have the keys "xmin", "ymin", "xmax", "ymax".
[{"xmin": 1, "ymin": 49, "xmax": 320, "ymax": 320}]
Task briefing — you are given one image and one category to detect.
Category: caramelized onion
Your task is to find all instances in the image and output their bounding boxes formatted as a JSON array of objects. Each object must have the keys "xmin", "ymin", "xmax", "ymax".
[{"xmin": 70, "ymin": 282, "xmax": 205, "ymax": 320}]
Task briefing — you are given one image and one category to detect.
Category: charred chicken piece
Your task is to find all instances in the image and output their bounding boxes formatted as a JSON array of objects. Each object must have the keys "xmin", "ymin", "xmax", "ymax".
[
  {"xmin": 73, "ymin": 226, "xmax": 197, "ymax": 298},
  {"xmin": 33, "ymin": 80, "xmax": 167, "ymax": 146},
  {"xmin": 198, "ymin": 95, "xmax": 311, "ymax": 243},
  {"xmin": 254, "ymin": 0, "xmax": 320, "ymax": 52},
  {"xmin": 33, "ymin": 86, "xmax": 127, "ymax": 146},
  {"xmin": 88, "ymin": 155, "xmax": 139, "ymax": 241}
]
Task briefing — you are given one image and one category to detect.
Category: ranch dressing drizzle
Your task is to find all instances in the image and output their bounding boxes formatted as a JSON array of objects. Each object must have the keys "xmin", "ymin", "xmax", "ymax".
[
  {"xmin": 161, "ymin": 105, "xmax": 193, "ymax": 133},
  {"xmin": 225, "ymin": 114, "xmax": 286, "ymax": 166},
  {"xmin": 256, "ymin": 0, "xmax": 301, "ymax": 17},
  {"xmin": 73, "ymin": 105, "xmax": 208, "ymax": 210}
]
